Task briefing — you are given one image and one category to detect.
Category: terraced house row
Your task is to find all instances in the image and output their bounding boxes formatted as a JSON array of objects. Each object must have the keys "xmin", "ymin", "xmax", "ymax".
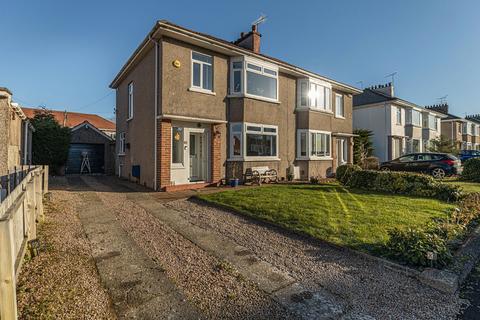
[{"xmin": 111, "ymin": 21, "xmax": 361, "ymax": 190}]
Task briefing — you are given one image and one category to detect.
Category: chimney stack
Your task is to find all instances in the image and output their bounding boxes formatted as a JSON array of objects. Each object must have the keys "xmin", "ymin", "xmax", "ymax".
[
  {"xmin": 369, "ymin": 82, "xmax": 394, "ymax": 97},
  {"xmin": 425, "ymin": 103, "xmax": 449, "ymax": 115},
  {"xmin": 234, "ymin": 24, "xmax": 262, "ymax": 53}
]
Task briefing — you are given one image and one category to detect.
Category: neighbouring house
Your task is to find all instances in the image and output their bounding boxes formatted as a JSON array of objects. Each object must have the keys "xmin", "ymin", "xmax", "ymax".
[
  {"xmin": 424, "ymin": 104, "xmax": 480, "ymax": 151},
  {"xmin": 0, "ymin": 87, "xmax": 34, "ymax": 177},
  {"xmin": 110, "ymin": 20, "xmax": 361, "ymax": 191},
  {"xmin": 23, "ymin": 108, "xmax": 116, "ymax": 174},
  {"xmin": 353, "ymin": 83, "xmax": 446, "ymax": 162}
]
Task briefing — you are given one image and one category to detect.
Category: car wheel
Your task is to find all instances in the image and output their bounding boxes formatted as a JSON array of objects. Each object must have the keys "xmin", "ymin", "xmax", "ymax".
[
  {"xmin": 431, "ymin": 168, "xmax": 446, "ymax": 179},
  {"xmin": 380, "ymin": 167, "xmax": 390, "ymax": 171}
]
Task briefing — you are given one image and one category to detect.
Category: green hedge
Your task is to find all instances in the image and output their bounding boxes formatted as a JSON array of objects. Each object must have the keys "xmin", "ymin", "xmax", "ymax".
[
  {"xmin": 386, "ymin": 192, "xmax": 480, "ymax": 268},
  {"xmin": 386, "ymin": 227, "xmax": 452, "ymax": 268},
  {"xmin": 462, "ymin": 158, "xmax": 480, "ymax": 182},
  {"xmin": 337, "ymin": 167, "xmax": 463, "ymax": 202},
  {"xmin": 336, "ymin": 164, "xmax": 361, "ymax": 184}
]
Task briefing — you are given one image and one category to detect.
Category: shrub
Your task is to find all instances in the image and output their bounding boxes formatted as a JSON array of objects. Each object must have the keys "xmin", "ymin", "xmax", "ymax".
[
  {"xmin": 340, "ymin": 170, "xmax": 463, "ymax": 202},
  {"xmin": 386, "ymin": 227, "xmax": 452, "ymax": 268},
  {"xmin": 361, "ymin": 156, "xmax": 380, "ymax": 170},
  {"xmin": 335, "ymin": 164, "xmax": 361, "ymax": 184},
  {"xmin": 462, "ymin": 158, "xmax": 480, "ymax": 182},
  {"xmin": 310, "ymin": 176, "xmax": 319, "ymax": 184},
  {"xmin": 31, "ymin": 109, "xmax": 71, "ymax": 174}
]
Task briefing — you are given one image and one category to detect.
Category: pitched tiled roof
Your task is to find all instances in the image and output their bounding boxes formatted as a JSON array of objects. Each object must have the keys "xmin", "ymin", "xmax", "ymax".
[
  {"xmin": 22, "ymin": 107, "xmax": 115, "ymax": 130},
  {"xmin": 110, "ymin": 20, "xmax": 362, "ymax": 94}
]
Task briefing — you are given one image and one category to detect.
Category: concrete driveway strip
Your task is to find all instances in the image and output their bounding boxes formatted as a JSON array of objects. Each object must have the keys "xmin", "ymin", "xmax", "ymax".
[{"xmin": 67, "ymin": 177, "xmax": 202, "ymax": 320}]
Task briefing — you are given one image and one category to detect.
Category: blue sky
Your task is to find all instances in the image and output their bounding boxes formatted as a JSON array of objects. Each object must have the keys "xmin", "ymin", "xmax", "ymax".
[{"xmin": 1, "ymin": 0, "xmax": 479, "ymax": 120}]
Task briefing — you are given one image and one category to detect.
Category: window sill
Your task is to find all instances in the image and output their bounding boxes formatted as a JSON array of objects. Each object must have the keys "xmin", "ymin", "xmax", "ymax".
[
  {"xmin": 118, "ymin": 153, "xmax": 126, "ymax": 156},
  {"xmin": 227, "ymin": 94, "xmax": 281, "ymax": 105},
  {"xmin": 296, "ymin": 157, "xmax": 333, "ymax": 161},
  {"xmin": 296, "ymin": 107, "xmax": 333, "ymax": 115},
  {"xmin": 335, "ymin": 115, "xmax": 346, "ymax": 119},
  {"xmin": 227, "ymin": 157, "xmax": 281, "ymax": 162},
  {"xmin": 171, "ymin": 164, "xmax": 185, "ymax": 169},
  {"xmin": 188, "ymin": 87, "xmax": 216, "ymax": 96}
]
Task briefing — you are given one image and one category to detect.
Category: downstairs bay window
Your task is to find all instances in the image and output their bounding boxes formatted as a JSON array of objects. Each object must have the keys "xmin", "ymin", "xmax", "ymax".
[
  {"xmin": 229, "ymin": 57, "xmax": 278, "ymax": 102},
  {"xmin": 229, "ymin": 123, "xmax": 278, "ymax": 160},
  {"xmin": 297, "ymin": 130, "xmax": 332, "ymax": 160}
]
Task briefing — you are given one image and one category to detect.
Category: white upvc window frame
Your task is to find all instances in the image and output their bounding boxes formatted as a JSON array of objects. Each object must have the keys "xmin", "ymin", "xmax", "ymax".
[
  {"xmin": 118, "ymin": 132, "xmax": 126, "ymax": 155},
  {"xmin": 296, "ymin": 129, "xmax": 332, "ymax": 160},
  {"xmin": 296, "ymin": 78, "xmax": 332, "ymax": 112},
  {"xmin": 335, "ymin": 93, "xmax": 344, "ymax": 118},
  {"xmin": 395, "ymin": 106, "xmax": 402, "ymax": 125},
  {"xmin": 406, "ymin": 109, "xmax": 422, "ymax": 127},
  {"xmin": 229, "ymin": 122, "xmax": 279, "ymax": 161},
  {"xmin": 191, "ymin": 51, "xmax": 214, "ymax": 93},
  {"xmin": 229, "ymin": 56, "xmax": 279, "ymax": 103},
  {"xmin": 127, "ymin": 82, "xmax": 134, "ymax": 120}
]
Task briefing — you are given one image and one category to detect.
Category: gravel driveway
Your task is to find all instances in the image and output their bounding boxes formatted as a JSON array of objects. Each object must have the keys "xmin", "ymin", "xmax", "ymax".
[
  {"xmin": 166, "ymin": 196, "xmax": 464, "ymax": 320},
  {"xmin": 59, "ymin": 176, "xmax": 465, "ymax": 319}
]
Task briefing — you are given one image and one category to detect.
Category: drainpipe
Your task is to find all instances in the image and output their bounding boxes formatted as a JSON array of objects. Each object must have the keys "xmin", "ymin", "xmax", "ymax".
[
  {"xmin": 23, "ymin": 121, "xmax": 28, "ymax": 165},
  {"xmin": 151, "ymin": 36, "xmax": 160, "ymax": 190}
]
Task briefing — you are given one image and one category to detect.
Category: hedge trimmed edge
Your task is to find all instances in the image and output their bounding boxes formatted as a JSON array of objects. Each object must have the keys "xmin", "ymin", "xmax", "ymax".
[{"xmin": 336, "ymin": 164, "xmax": 463, "ymax": 202}]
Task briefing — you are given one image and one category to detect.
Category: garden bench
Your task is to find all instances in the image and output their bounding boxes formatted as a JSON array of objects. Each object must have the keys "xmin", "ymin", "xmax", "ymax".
[{"xmin": 244, "ymin": 166, "xmax": 278, "ymax": 185}]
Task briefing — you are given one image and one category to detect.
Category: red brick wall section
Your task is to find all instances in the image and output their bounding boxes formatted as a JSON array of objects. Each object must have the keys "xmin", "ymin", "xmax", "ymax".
[
  {"xmin": 157, "ymin": 119, "xmax": 171, "ymax": 190},
  {"xmin": 211, "ymin": 124, "xmax": 222, "ymax": 184}
]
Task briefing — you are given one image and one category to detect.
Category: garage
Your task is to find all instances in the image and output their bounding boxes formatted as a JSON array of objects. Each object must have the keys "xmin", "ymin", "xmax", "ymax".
[{"xmin": 66, "ymin": 143, "xmax": 105, "ymax": 174}]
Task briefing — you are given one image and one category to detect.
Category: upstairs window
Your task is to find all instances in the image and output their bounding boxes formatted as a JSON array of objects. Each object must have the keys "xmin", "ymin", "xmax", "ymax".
[
  {"xmin": 191, "ymin": 52, "xmax": 213, "ymax": 91},
  {"xmin": 298, "ymin": 79, "xmax": 332, "ymax": 112},
  {"xmin": 335, "ymin": 94, "xmax": 344, "ymax": 118},
  {"xmin": 127, "ymin": 82, "xmax": 134, "ymax": 120},
  {"xmin": 230, "ymin": 58, "xmax": 278, "ymax": 101},
  {"xmin": 246, "ymin": 63, "xmax": 277, "ymax": 100},
  {"xmin": 396, "ymin": 107, "xmax": 402, "ymax": 125},
  {"xmin": 407, "ymin": 109, "xmax": 421, "ymax": 126}
]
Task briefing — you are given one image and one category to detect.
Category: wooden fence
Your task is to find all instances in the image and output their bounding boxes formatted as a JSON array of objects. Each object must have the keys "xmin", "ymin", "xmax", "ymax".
[{"xmin": 0, "ymin": 166, "xmax": 48, "ymax": 320}]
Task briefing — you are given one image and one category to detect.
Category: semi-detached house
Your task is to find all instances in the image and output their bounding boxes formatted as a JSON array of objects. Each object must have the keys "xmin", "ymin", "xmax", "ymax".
[
  {"xmin": 353, "ymin": 83, "xmax": 446, "ymax": 162},
  {"xmin": 110, "ymin": 21, "xmax": 361, "ymax": 191},
  {"xmin": 425, "ymin": 104, "xmax": 480, "ymax": 151}
]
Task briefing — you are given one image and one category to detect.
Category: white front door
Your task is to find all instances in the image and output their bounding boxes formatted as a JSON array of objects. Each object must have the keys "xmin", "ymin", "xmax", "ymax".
[{"xmin": 189, "ymin": 132, "xmax": 205, "ymax": 182}]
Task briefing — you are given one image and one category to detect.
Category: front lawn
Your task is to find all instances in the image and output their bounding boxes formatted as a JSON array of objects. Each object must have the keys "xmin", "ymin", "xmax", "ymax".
[
  {"xmin": 197, "ymin": 184, "xmax": 455, "ymax": 254},
  {"xmin": 444, "ymin": 180, "xmax": 480, "ymax": 194}
]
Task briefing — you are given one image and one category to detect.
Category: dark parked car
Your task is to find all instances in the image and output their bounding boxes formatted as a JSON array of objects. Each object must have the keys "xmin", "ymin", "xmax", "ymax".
[
  {"xmin": 459, "ymin": 150, "xmax": 480, "ymax": 163},
  {"xmin": 379, "ymin": 153, "xmax": 462, "ymax": 179}
]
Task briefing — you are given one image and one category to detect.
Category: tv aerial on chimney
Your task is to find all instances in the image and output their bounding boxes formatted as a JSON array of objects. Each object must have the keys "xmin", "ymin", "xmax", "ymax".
[
  {"xmin": 252, "ymin": 14, "xmax": 267, "ymax": 29},
  {"xmin": 437, "ymin": 95, "xmax": 448, "ymax": 104},
  {"xmin": 385, "ymin": 72, "xmax": 397, "ymax": 85}
]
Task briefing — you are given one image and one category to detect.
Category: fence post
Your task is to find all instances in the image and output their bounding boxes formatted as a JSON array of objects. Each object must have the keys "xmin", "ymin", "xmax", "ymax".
[
  {"xmin": 6, "ymin": 168, "xmax": 10, "ymax": 196},
  {"xmin": 0, "ymin": 219, "xmax": 18, "ymax": 320},
  {"xmin": 35, "ymin": 172, "xmax": 44, "ymax": 221},
  {"xmin": 42, "ymin": 166, "xmax": 49, "ymax": 195}
]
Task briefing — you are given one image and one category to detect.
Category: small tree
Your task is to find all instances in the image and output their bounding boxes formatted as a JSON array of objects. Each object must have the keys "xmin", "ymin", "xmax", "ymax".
[
  {"xmin": 353, "ymin": 129, "xmax": 374, "ymax": 165},
  {"xmin": 30, "ymin": 109, "xmax": 71, "ymax": 174},
  {"xmin": 427, "ymin": 135, "xmax": 459, "ymax": 154}
]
